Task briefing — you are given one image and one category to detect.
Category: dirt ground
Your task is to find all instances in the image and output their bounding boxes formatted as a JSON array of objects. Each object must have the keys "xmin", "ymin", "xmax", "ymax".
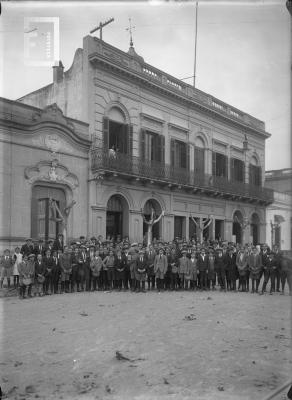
[{"xmin": 0, "ymin": 288, "xmax": 291, "ymax": 400}]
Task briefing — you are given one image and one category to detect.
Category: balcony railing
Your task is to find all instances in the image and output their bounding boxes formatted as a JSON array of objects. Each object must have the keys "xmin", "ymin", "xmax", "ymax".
[{"xmin": 91, "ymin": 148, "xmax": 274, "ymax": 204}]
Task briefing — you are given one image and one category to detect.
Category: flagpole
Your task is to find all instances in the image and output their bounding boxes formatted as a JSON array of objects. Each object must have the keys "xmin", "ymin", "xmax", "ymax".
[{"xmin": 194, "ymin": 1, "xmax": 198, "ymax": 87}]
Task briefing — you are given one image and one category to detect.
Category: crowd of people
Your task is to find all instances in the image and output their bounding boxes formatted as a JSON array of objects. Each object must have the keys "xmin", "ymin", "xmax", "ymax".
[{"xmin": 0, "ymin": 233, "xmax": 291, "ymax": 299}]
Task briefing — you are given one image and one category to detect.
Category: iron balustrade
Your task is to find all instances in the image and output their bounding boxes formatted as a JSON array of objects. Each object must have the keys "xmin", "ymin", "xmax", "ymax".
[{"xmin": 91, "ymin": 148, "xmax": 274, "ymax": 203}]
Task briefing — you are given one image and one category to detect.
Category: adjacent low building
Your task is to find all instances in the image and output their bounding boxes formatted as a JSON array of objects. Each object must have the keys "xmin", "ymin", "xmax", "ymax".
[
  {"xmin": 1, "ymin": 35, "xmax": 274, "ymax": 249},
  {"xmin": 265, "ymin": 169, "xmax": 292, "ymax": 250}
]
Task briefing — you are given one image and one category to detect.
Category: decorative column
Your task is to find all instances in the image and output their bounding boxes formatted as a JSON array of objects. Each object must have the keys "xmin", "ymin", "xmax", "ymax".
[
  {"xmin": 90, "ymin": 206, "xmax": 107, "ymax": 239},
  {"xmin": 225, "ymin": 218, "xmax": 233, "ymax": 242},
  {"xmin": 129, "ymin": 210, "xmax": 143, "ymax": 243},
  {"xmin": 185, "ymin": 215, "xmax": 189, "ymax": 241}
]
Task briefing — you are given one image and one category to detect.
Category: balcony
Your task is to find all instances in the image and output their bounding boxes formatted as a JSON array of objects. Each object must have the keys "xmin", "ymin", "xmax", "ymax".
[{"xmin": 91, "ymin": 148, "xmax": 274, "ymax": 205}]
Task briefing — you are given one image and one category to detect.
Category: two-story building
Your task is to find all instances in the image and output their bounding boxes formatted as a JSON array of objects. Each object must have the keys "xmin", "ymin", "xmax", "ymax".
[{"xmin": 7, "ymin": 35, "xmax": 273, "ymax": 247}]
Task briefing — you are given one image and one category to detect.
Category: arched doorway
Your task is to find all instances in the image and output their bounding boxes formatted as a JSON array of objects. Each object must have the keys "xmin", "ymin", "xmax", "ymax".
[
  {"xmin": 106, "ymin": 194, "xmax": 129, "ymax": 240},
  {"xmin": 250, "ymin": 213, "xmax": 260, "ymax": 245},
  {"xmin": 31, "ymin": 185, "xmax": 66, "ymax": 242},
  {"xmin": 142, "ymin": 199, "xmax": 162, "ymax": 242},
  {"xmin": 232, "ymin": 210, "xmax": 243, "ymax": 244}
]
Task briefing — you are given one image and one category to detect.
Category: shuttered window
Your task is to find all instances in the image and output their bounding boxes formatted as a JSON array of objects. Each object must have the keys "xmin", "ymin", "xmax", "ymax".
[
  {"xmin": 212, "ymin": 152, "xmax": 228, "ymax": 178},
  {"xmin": 103, "ymin": 116, "xmax": 133, "ymax": 155},
  {"xmin": 140, "ymin": 129, "xmax": 165, "ymax": 163},
  {"xmin": 230, "ymin": 158, "xmax": 245, "ymax": 182},
  {"xmin": 171, "ymin": 139, "xmax": 189, "ymax": 170},
  {"xmin": 194, "ymin": 146, "xmax": 205, "ymax": 174},
  {"xmin": 249, "ymin": 164, "xmax": 261, "ymax": 186}
]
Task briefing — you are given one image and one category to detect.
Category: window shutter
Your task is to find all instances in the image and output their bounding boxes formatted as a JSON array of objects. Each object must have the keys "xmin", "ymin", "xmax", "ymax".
[
  {"xmin": 171, "ymin": 138, "xmax": 175, "ymax": 167},
  {"xmin": 249, "ymin": 163, "xmax": 253, "ymax": 185},
  {"xmin": 140, "ymin": 129, "xmax": 146, "ymax": 160},
  {"xmin": 103, "ymin": 117, "xmax": 109, "ymax": 150},
  {"xmin": 160, "ymin": 135, "xmax": 165, "ymax": 163},
  {"xmin": 212, "ymin": 152, "xmax": 216, "ymax": 176},
  {"xmin": 128, "ymin": 124, "xmax": 133, "ymax": 156},
  {"xmin": 31, "ymin": 195, "xmax": 38, "ymax": 239},
  {"xmin": 230, "ymin": 158, "xmax": 235, "ymax": 181},
  {"xmin": 186, "ymin": 143, "xmax": 190, "ymax": 170},
  {"xmin": 257, "ymin": 166, "xmax": 262, "ymax": 186},
  {"xmin": 225, "ymin": 155, "xmax": 228, "ymax": 179},
  {"xmin": 241, "ymin": 161, "xmax": 245, "ymax": 182}
]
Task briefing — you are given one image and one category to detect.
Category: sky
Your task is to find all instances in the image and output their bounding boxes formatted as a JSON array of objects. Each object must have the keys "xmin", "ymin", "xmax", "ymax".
[{"xmin": 0, "ymin": 0, "xmax": 291, "ymax": 170}]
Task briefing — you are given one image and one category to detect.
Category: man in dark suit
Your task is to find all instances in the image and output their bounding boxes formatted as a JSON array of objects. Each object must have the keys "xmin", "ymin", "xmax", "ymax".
[
  {"xmin": 34, "ymin": 239, "xmax": 46, "ymax": 256},
  {"xmin": 135, "ymin": 249, "xmax": 147, "ymax": 292},
  {"xmin": 146, "ymin": 245, "xmax": 156, "ymax": 290},
  {"xmin": 197, "ymin": 248, "xmax": 209, "ymax": 290},
  {"xmin": 52, "ymin": 233, "xmax": 64, "ymax": 252},
  {"xmin": 21, "ymin": 238, "xmax": 34, "ymax": 257}
]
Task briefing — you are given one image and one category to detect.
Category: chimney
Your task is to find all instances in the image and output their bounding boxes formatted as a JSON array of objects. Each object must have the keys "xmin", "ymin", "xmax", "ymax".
[{"xmin": 53, "ymin": 61, "xmax": 64, "ymax": 83}]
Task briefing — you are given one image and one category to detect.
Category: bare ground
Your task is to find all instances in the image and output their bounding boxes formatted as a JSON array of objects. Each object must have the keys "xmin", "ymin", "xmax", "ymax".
[{"xmin": 0, "ymin": 289, "xmax": 291, "ymax": 400}]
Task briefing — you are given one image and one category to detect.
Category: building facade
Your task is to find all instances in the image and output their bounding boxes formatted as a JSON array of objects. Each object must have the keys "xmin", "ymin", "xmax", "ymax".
[
  {"xmin": 265, "ymin": 169, "xmax": 292, "ymax": 250},
  {"xmin": 12, "ymin": 35, "xmax": 273, "ymax": 246},
  {"xmin": 0, "ymin": 98, "xmax": 90, "ymax": 251}
]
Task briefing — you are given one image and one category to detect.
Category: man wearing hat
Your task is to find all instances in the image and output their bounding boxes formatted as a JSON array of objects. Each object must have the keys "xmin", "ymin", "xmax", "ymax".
[
  {"xmin": 34, "ymin": 239, "xmax": 45, "ymax": 256},
  {"xmin": 52, "ymin": 233, "xmax": 64, "ymax": 253},
  {"xmin": 178, "ymin": 250, "xmax": 191, "ymax": 290},
  {"xmin": 146, "ymin": 245, "xmax": 156, "ymax": 291},
  {"xmin": 154, "ymin": 248, "xmax": 168, "ymax": 292},
  {"xmin": 135, "ymin": 249, "xmax": 147, "ymax": 292},
  {"xmin": 248, "ymin": 246, "xmax": 262, "ymax": 293},
  {"xmin": 0, "ymin": 249, "xmax": 13, "ymax": 289},
  {"xmin": 215, "ymin": 248, "xmax": 226, "ymax": 291},
  {"xmin": 197, "ymin": 248, "xmax": 209, "ymax": 290},
  {"xmin": 21, "ymin": 238, "xmax": 34, "ymax": 257},
  {"xmin": 236, "ymin": 248, "xmax": 248, "ymax": 292}
]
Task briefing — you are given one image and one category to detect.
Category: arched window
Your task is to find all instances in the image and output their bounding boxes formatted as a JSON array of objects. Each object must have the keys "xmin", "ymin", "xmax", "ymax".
[
  {"xmin": 249, "ymin": 156, "xmax": 261, "ymax": 186},
  {"xmin": 194, "ymin": 136, "xmax": 205, "ymax": 174},
  {"xmin": 103, "ymin": 107, "xmax": 133, "ymax": 155}
]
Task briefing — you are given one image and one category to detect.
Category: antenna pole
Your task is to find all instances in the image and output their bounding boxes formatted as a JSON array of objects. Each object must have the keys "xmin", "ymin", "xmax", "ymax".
[
  {"xmin": 90, "ymin": 18, "xmax": 114, "ymax": 41},
  {"xmin": 194, "ymin": 2, "xmax": 198, "ymax": 87}
]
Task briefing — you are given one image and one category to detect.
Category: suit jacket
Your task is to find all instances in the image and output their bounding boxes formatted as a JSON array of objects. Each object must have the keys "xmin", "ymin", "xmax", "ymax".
[
  {"xmin": 136, "ymin": 256, "xmax": 147, "ymax": 273},
  {"xmin": 178, "ymin": 257, "xmax": 191, "ymax": 275},
  {"xmin": 154, "ymin": 254, "xmax": 168, "ymax": 274},
  {"xmin": 20, "ymin": 244, "xmax": 34, "ymax": 256},
  {"xmin": 197, "ymin": 255, "xmax": 209, "ymax": 271},
  {"xmin": 34, "ymin": 245, "xmax": 46, "ymax": 256},
  {"xmin": 52, "ymin": 238, "xmax": 64, "ymax": 252}
]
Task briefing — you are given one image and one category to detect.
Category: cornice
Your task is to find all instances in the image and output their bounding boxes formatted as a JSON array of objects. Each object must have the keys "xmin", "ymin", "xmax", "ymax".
[{"xmin": 90, "ymin": 54, "xmax": 270, "ymax": 139}]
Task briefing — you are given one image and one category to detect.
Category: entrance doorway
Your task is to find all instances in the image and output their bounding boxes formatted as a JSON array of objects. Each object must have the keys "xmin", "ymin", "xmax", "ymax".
[
  {"xmin": 215, "ymin": 219, "xmax": 224, "ymax": 241},
  {"xmin": 106, "ymin": 195, "xmax": 129, "ymax": 240},
  {"xmin": 232, "ymin": 210, "xmax": 243, "ymax": 244},
  {"xmin": 174, "ymin": 216, "xmax": 184, "ymax": 240},
  {"xmin": 31, "ymin": 185, "xmax": 66, "ymax": 242}
]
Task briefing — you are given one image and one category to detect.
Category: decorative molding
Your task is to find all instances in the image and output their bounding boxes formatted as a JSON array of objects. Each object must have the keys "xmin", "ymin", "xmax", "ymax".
[
  {"xmin": 168, "ymin": 122, "xmax": 189, "ymax": 133},
  {"xmin": 31, "ymin": 103, "xmax": 75, "ymax": 132},
  {"xmin": 31, "ymin": 133, "xmax": 75, "ymax": 153},
  {"xmin": 24, "ymin": 158, "xmax": 79, "ymax": 190}
]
